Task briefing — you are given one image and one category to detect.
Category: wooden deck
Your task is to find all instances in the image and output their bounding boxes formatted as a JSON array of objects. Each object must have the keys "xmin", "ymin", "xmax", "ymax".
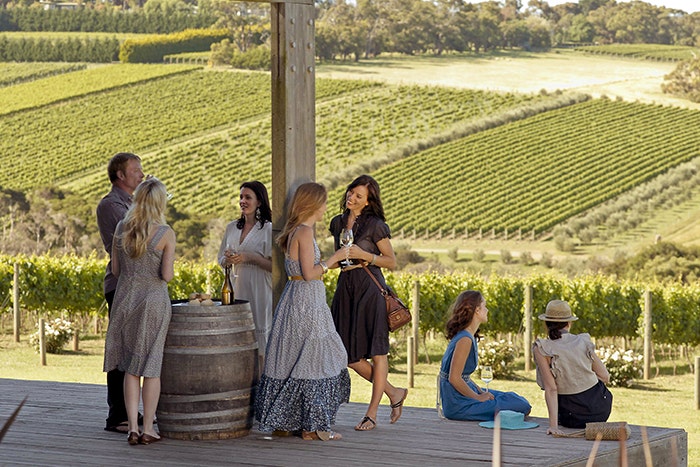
[{"xmin": 0, "ymin": 378, "xmax": 687, "ymax": 466}]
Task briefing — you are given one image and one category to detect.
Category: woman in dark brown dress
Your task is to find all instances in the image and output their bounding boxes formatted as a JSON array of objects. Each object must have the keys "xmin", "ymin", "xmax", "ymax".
[{"xmin": 328, "ymin": 174, "xmax": 408, "ymax": 432}]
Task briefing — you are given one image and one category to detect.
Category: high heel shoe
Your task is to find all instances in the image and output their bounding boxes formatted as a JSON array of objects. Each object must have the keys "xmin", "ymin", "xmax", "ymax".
[{"xmin": 127, "ymin": 431, "xmax": 140, "ymax": 445}]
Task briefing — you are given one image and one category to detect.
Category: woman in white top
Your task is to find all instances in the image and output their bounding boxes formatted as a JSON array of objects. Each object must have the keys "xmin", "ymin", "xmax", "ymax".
[
  {"xmin": 533, "ymin": 300, "xmax": 613, "ymax": 436},
  {"xmin": 218, "ymin": 181, "xmax": 272, "ymax": 363}
]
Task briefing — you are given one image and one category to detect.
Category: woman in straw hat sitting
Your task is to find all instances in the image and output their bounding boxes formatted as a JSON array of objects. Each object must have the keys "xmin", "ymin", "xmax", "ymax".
[{"xmin": 533, "ymin": 300, "xmax": 613, "ymax": 436}]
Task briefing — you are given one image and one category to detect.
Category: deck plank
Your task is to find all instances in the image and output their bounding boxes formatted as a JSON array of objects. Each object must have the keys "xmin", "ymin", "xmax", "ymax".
[{"xmin": 0, "ymin": 378, "xmax": 687, "ymax": 466}]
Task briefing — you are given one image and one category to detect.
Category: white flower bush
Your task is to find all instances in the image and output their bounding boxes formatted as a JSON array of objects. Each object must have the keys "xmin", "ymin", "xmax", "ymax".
[
  {"xmin": 598, "ymin": 345, "xmax": 643, "ymax": 387},
  {"xmin": 478, "ymin": 339, "xmax": 517, "ymax": 379},
  {"xmin": 29, "ymin": 318, "xmax": 73, "ymax": 354}
]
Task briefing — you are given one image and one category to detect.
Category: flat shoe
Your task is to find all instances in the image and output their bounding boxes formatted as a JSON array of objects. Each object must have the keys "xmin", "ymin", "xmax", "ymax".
[
  {"xmin": 139, "ymin": 433, "xmax": 161, "ymax": 445},
  {"xmin": 390, "ymin": 388, "xmax": 408, "ymax": 424},
  {"xmin": 354, "ymin": 416, "xmax": 376, "ymax": 431},
  {"xmin": 127, "ymin": 431, "xmax": 139, "ymax": 446}
]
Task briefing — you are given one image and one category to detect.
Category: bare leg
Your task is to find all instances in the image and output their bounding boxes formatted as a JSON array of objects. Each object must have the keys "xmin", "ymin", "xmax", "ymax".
[
  {"xmin": 349, "ymin": 358, "xmax": 404, "ymax": 401},
  {"xmin": 141, "ymin": 377, "xmax": 161, "ymax": 438},
  {"xmin": 124, "ymin": 373, "xmax": 141, "ymax": 434},
  {"xmin": 349, "ymin": 356, "xmax": 407, "ymax": 428}
]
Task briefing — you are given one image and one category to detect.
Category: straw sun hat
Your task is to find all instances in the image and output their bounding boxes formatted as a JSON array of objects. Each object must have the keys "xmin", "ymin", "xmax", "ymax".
[{"xmin": 538, "ymin": 300, "xmax": 578, "ymax": 322}]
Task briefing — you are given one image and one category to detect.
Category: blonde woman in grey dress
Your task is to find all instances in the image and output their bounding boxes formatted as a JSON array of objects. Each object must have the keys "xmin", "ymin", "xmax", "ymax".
[
  {"xmin": 103, "ymin": 177, "xmax": 176, "ymax": 446},
  {"xmin": 255, "ymin": 182, "xmax": 350, "ymax": 441}
]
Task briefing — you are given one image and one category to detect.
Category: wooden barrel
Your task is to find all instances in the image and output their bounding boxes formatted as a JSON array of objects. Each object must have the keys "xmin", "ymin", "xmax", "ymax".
[{"xmin": 157, "ymin": 300, "xmax": 258, "ymax": 440}]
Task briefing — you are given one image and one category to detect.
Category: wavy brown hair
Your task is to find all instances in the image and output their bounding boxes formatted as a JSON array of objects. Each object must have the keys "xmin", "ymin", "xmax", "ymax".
[
  {"xmin": 276, "ymin": 182, "xmax": 327, "ymax": 252},
  {"xmin": 445, "ymin": 290, "xmax": 484, "ymax": 340}
]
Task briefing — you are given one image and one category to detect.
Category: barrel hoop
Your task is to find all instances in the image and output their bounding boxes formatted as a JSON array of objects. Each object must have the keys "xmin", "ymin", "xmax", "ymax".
[
  {"xmin": 159, "ymin": 388, "xmax": 252, "ymax": 403},
  {"xmin": 159, "ymin": 405, "xmax": 250, "ymax": 420},
  {"xmin": 166, "ymin": 325, "xmax": 256, "ymax": 336},
  {"xmin": 163, "ymin": 342, "xmax": 258, "ymax": 354},
  {"xmin": 159, "ymin": 418, "xmax": 250, "ymax": 432}
]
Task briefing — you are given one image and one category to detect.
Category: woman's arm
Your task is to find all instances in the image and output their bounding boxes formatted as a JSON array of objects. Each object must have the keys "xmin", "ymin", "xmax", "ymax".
[
  {"xmin": 591, "ymin": 352, "xmax": 610, "ymax": 384},
  {"xmin": 217, "ymin": 225, "xmax": 232, "ymax": 268},
  {"xmin": 295, "ymin": 226, "xmax": 325, "ymax": 281},
  {"xmin": 236, "ymin": 252, "xmax": 272, "ymax": 272},
  {"xmin": 160, "ymin": 228, "xmax": 176, "ymax": 282},
  {"xmin": 346, "ymin": 237, "xmax": 397, "ymax": 270},
  {"xmin": 533, "ymin": 346, "xmax": 562, "ymax": 435},
  {"xmin": 448, "ymin": 337, "xmax": 494, "ymax": 402}
]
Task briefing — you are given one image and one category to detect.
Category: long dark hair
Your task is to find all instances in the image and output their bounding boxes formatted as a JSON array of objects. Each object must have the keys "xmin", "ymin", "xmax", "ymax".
[
  {"xmin": 545, "ymin": 321, "xmax": 568, "ymax": 340},
  {"xmin": 339, "ymin": 174, "xmax": 385, "ymax": 221},
  {"xmin": 236, "ymin": 181, "xmax": 271, "ymax": 229},
  {"xmin": 445, "ymin": 290, "xmax": 484, "ymax": 340}
]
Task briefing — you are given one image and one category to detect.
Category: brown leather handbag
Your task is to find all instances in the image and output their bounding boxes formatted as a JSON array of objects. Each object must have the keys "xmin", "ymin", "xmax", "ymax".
[{"xmin": 361, "ymin": 263, "xmax": 411, "ymax": 332}]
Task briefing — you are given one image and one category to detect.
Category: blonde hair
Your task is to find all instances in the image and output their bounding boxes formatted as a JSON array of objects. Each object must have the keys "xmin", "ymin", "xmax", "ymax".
[
  {"xmin": 119, "ymin": 177, "xmax": 168, "ymax": 258},
  {"xmin": 276, "ymin": 182, "xmax": 326, "ymax": 252}
]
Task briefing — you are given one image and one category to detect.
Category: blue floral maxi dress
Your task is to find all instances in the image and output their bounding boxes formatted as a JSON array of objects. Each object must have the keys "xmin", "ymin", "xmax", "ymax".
[
  {"xmin": 438, "ymin": 330, "xmax": 531, "ymax": 421},
  {"xmin": 254, "ymin": 238, "xmax": 350, "ymax": 433}
]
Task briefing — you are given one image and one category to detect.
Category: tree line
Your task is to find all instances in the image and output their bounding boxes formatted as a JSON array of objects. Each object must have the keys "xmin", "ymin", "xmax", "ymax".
[
  {"xmin": 3, "ymin": 1, "xmax": 700, "ymax": 61},
  {"xmin": 313, "ymin": 0, "xmax": 700, "ymax": 60}
]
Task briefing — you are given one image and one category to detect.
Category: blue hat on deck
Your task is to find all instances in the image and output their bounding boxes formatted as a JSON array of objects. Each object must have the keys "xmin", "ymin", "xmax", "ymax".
[{"xmin": 479, "ymin": 410, "xmax": 539, "ymax": 430}]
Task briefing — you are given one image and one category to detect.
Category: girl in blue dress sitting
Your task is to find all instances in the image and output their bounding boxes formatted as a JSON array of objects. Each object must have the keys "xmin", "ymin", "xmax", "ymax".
[{"xmin": 438, "ymin": 290, "xmax": 531, "ymax": 421}]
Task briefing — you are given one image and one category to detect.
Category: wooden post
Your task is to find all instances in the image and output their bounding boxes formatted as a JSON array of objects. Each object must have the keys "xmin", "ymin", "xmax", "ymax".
[
  {"xmin": 524, "ymin": 284, "xmax": 533, "ymax": 371},
  {"xmin": 407, "ymin": 335, "xmax": 414, "ymax": 389},
  {"xmin": 412, "ymin": 280, "xmax": 420, "ymax": 363},
  {"xmin": 13, "ymin": 263, "xmax": 19, "ymax": 343},
  {"xmin": 72, "ymin": 329, "xmax": 79, "ymax": 352},
  {"xmin": 643, "ymin": 290, "xmax": 652, "ymax": 380},
  {"xmin": 270, "ymin": 0, "xmax": 316, "ymax": 308},
  {"xmin": 695, "ymin": 356, "xmax": 699, "ymax": 410},
  {"xmin": 39, "ymin": 318, "xmax": 46, "ymax": 366}
]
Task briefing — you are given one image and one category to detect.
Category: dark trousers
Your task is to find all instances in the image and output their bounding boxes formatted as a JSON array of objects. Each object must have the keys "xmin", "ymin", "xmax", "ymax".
[
  {"xmin": 558, "ymin": 380, "xmax": 613, "ymax": 429},
  {"xmin": 104, "ymin": 289, "xmax": 128, "ymax": 429}
]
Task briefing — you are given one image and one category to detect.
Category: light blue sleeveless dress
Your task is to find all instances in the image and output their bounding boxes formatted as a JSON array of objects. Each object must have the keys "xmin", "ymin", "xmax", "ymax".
[{"xmin": 438, "ymin": 330, "xmax": 531, "ymax": 421}]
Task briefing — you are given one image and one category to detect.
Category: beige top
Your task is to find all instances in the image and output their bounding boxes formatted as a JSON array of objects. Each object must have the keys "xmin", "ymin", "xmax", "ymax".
[{"xmin": 533, "ymin": 332, "xmax": 599, "ymax": 395}]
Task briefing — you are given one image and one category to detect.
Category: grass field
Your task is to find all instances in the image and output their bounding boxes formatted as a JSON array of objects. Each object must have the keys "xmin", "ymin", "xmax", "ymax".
[
  {"xmin": 0, "ymin": 332, "xmax": 697, "ymax": 465},
  {"xmin": 316, "ymin": 49, "xmax": 700, "ymax": 110}
]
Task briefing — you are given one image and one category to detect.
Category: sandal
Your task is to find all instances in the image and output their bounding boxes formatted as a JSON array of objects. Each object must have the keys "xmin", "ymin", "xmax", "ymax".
[
  {"xmin": 390, "ymin": 388, "xmax": 408, "ymax": 424},
  {"xmin": 302, "ymin": 430, "xmax": 342, "ymax": 441},
  {"xmin": 354, "ymin": 416, "xmax": 376, "ymax": 431}
]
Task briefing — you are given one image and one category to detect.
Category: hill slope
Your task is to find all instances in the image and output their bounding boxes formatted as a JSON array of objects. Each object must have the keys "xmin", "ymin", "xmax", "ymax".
[{"xmin": 2, "ymin": 57, "xmax": 700, "ymax": 248}]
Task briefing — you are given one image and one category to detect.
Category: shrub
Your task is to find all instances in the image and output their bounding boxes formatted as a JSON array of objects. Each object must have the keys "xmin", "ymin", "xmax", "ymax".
[
  {"xmin": 29, "ymin": 318, "xmax": 73, "ymax": 354},
  {"xmin": 478, "ymin": 339, "xmax": 517, "ymax": 379},
  {"xmin": 598, "ymin": 345, "xmax": 643, "ymax": 387}
]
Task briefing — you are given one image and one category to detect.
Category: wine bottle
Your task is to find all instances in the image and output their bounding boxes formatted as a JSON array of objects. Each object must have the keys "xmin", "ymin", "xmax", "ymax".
[{"xmin": 221, "ymin": 265, "xmax": 234, "ymax": 305}]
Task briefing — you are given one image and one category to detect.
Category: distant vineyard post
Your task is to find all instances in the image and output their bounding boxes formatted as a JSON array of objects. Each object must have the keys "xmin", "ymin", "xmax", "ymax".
[
  {"xmin": 523, "ymin": 284, "xmax": 532, "ymax": 372},
  {"xmin": 12, "ymin": 263, "xmax": 19, "ymax": 343},
  {"xmin": 644, "ymin": 290, "xmax": 652, "ymax": 380},
  {"xmin": 247, "ymin": 0, "xmax": 315, "ymax": 307}
]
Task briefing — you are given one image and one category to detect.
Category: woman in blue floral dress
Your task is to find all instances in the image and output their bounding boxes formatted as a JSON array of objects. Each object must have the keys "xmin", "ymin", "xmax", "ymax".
[{"xmin": 254, "ymin": 182, "xmax": 350, "ymax": 441}]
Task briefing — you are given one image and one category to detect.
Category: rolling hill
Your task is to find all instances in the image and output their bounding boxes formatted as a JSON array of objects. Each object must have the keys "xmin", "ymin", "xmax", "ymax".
[{"xmin": 1, "ymin": 52, "xmax": 699, "ymax": 252}]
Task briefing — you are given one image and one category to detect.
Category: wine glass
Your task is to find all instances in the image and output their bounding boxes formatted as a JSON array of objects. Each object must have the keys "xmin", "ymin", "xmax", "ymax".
[
  {"xmin": 480, "ymin": 366, "xmax": 493, "ymax": 393},
  {"xmin": 339, "ymin": 228, "xmax": 353, "ymax": 266}
]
